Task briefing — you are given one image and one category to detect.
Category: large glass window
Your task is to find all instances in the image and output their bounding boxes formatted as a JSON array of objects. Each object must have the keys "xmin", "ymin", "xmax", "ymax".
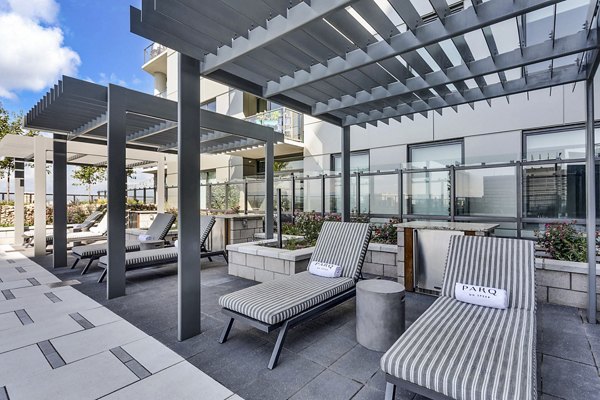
[
  {"xmin": 405, "ymin": 141, "xmax": 463, "ymax": 216},
  {"xmin": 201, "ymin": 98, "xmax": 216, "ymax": 112},
  {"xmin": 331, "ymin": 151, "xmax": 370, "ymax": 173},
  {"xmin": 524, "ymin": 127, "xmax": 600, "ymax": 161},
  {"xmin": 331, "ymin": 151, "xmax": 370, "ymax": 214}
]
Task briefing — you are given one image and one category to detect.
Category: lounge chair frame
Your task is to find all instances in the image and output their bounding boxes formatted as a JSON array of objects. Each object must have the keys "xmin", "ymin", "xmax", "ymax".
[
  {"xmin": 384, "ymin": 375, "xmax": 453, "ymax": 400},
  {"xmin": 219, "ymin": 287, "xmax": 356, "ymax": 369},
  {"xmin": 97, "ymin": 247, "xmax": 227, "ymax": 283}
]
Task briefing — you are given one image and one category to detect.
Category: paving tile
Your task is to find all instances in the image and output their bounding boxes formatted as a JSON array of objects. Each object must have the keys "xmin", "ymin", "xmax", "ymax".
[
  {"xmin": 121, "ymin": 336, "xmax": 183, "ymax": 374},
  {"xmin": 0, "ymin": 345, "xmax": 52, "ymax": 387},
  {"xmin": 102, "ymin": 361, "xmax": 233, "ymax": 400},
  {"xmin": 124, "ymin": 358, "xmax": 151, "ymax": 379},
  {"xmin": 541, "ymin": 327, "xmax": 595, "ymax": 365},
  {"xmin": 330, "ymin": 345, "xmax": 384, "ymax": 384},
  {"xmin": 0, "ymin": 280, "xmax": 32, "ymax": 291},
  {"xmin": 353, "ymin": 385, "xmax": 417, "ymax": 400},
  {"xmin": 301, "ymin": 331, "xmax": 356, "ymax": 367},
  {"xmin": 51, "ymin": 319, "xmax": 147, "ymax": 363},
  {"xmin": 5, "ymin": 351, "xmax": 138, "ymax": 400},
  {"xmin": 0, "ymin": 315, "xmax": 83, "ymax": 354},
  {"xmin": 78, "ymin": 306, "xmax": 122, "ymax": 326},
  {"xmin": 0, "ymin": 312, "xmax": 22, "ymax": 331},
  {"xmin": 541, "ymin": 355, "xmax": 600, "ymax": 400},
  {"xmin": 289, "ymin": 369, "xmax": 361, "ymax": 400}
]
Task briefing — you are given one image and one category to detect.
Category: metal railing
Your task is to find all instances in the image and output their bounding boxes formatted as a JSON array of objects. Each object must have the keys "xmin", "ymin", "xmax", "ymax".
[
  {"xmin": 143, "ymin": 43, "xmax": 167, "ymax": 64},
  {"xmin": 245, "ymin": 107, "xmax": 304, "ymax": 142},
  {"xmin": 0, "ymin": 192, "xmax": 107, "ymax": 204}
]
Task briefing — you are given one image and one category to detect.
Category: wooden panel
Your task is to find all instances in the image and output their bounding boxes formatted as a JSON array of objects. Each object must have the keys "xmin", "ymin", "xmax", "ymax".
[{"xmin": 404, "ymin": 228, "xmax": 414, "ymax": 291}]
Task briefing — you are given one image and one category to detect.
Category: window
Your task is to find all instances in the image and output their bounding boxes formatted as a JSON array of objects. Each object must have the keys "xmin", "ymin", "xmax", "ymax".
[
  {"xmin": 200, "ymin": 170, "xmax": 216, "ymax": 184},
  {"xmin": 257, "ymin": 154, "xmax": 304, "ymax": 175},
  {"xmin": 408, "ymin": 140, "xmax": 463, "ymax": 167},
  {"xmin": 331, "ymin": 151, "xmax": 370, "ymax": 214},
  {"xmin": 331, "ymin": 151, "xmax": 370, "ymax": 173},
  {"xmin": 201, "ymin": 98, "xmax": 216, "ymax": 112},
  {"xmin": 524, "ymin": 127, "xmax": 600, "ymax": 161}
]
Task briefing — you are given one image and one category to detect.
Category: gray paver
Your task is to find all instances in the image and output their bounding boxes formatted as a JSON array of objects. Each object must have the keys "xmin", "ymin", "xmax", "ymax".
[
  {"xmin": 290, "ymin": 369, "xmax": 361, "ymax": 400},
  {"xmin": 121, "ymin": 336, "xmax": 183, "ymax": 374},
  {"xmin": 101, "ymin": 361, "xmax": 233, "ymax": 400},
  {"xmin": 0, "ymin": 345, "xmax": 52, "ymax": 387},
  {"xmin": 0, "ymin": 315, "xmax": 83, "ymax": 354},
  {"xmin": 0, "ymin": 312, "xmax": 22, "ymax": 331},
  {"xmin": 330, "ymin": 345, "xmax": 383, "ymax": 384},
  {"xmin": 541, "ymin": 355, "xmax": 600, "ymax": 400}
]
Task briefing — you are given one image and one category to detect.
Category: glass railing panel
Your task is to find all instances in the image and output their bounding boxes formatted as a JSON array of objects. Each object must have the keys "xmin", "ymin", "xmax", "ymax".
[
  {"xmin": 368, "ymin": 174, "xmax": 399, "ymax": 215},
  {"xmin": 455, "ymin": 167, "xmax": 517, "ymax": 217},
  {"xmin": 403, "ymin": 171, "xmax": 450, "ymax": 216}
]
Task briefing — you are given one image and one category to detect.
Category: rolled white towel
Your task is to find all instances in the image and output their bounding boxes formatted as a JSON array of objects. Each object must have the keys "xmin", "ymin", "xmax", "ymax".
[
  {"xmin": 308, "ymin": 261, "xmax": 342, "ymax": 278},
  {"xmin": 455, "ymin": 282, "xmax": 509, "ymax": 309},
  {"xmin": 174, "ymin": 239, "xmax": 178, "ymax": 248},
  {"xmin": 138, "ymin": 234, "xmax": 154, "ymax": 242}
]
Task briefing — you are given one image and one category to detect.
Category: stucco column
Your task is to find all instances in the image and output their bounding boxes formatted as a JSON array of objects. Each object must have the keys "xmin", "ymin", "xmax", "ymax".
[
  {"xmin": 13, "ymin": 159, "xmax": 24, "ymax": 245},
  {"xmin": 33, "ymin": 137, "xmax": 48, "ymax": 257}
]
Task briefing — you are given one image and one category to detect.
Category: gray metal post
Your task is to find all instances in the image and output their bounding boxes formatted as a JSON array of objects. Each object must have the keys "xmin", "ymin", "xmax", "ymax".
[
  {"xmin": 106, "ymin": 85, "xmax": 127, "ymax": 299},
  {"xmin": 277, "ymin": 188, "xmax": 283, "ymax": 249},
  {"xmin": 516, "ymin": 161, "xmax": 523, "ymax": 238},
  {"xmin": 321, "ymin": 174, "xmax": 326, "ymax": 217},
  {"xmin": 243, "ymin": 178, "xmax": 248, "ymax": 215},
  {"xmin": 449, "ymin": 165, "xmax": 456, "ymax": 222},
  {"xmin": 177, "ymin": 53, "xmax": 202, "ymax": 340},
  {"xmin": 13, "ymin": 160, "xmax": 24, "ymax": 245},
  {"xmin": 53, "ymin": 139, "xmax": 67, "ymax": 268},
  {"xmin": 585, "ymin": 78, "xmax": 597, "ymax": 324},
  {"xmin": 265, "ymin": 140, "xmax": 274, "ymax": 239},
  {"xmin": 291, "ymin": 174, "xmax": 296, "ymax": 223},
  {"xmin": 341, "ymin": 126, "xmax": 351, "ymax": 221},
  {"xmin": 356, "ymin": 172, "xmax": 361, "ymax": 217},
  {"xmin": 397, "ymin": 169, "xmax": 403, "ymax": 220}
]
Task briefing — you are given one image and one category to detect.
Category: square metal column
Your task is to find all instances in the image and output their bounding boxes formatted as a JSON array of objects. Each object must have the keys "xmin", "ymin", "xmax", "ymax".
[
  {"xmin": 341, "ymin": 126, "xmax": 351, "ymax": 222},
  {"xmin": 177, "ymin": 53, "xmax": 202, "ymax": 341},
  {"xmin": 53, "ymin": 139, "xmax": 67, "ymax": 268},
  {"xmin": 13, "ymin": 160, "xmax": 24, "ymax": 245},
  {"xmin": 106, "ymin": 85, "xmax": 127, "ymax": 299},
  {"xmin": 33, "ymin": 136, "xmax": 47, "ymax": 257},
  {"xmin": 585, "ymin": 78, "xmax": 597, "ymax": 323},
  {"xmin": 265, "ymin": 140, "xmax": 274, "ymax": 239},
  {"xmin": 156, "ymin": 156, "xmax": 166, "ymax": 213}
]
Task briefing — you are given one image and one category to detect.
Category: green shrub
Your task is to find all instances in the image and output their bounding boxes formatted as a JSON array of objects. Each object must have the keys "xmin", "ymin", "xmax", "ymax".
[{"xmin": 536, "ymin": 222, "xmax": 588, "ymax": 262}]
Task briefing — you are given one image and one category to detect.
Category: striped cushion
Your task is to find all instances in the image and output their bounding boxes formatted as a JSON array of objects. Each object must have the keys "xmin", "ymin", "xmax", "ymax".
[
  {"xmin": 200, "ymin": 216, "xmax": 216, "ymax": 246},
  {"xmin": 98, "ymin": 247, "xmax": 178, "ymax": 267},
  {"xmin": 380, "ymin": 297, "xmax": 536, "ymax": 400},
  {"xmin": 309, "ymin": 222, "xmax": 372, "ymax": 281},
  {"xmin": 144, "ymin": 213, "xmax": 176, "ymax": 240},
  {"xmin": 441, "ymin": 236, "xmax": 535, "ymax": 311},
  {"xmin": 72, "ymin": 241, "xmax": 141, "ymax": 258},
  {"xmin": 219, "ymin": 271, "xmax": 355, "ymax": 325}
]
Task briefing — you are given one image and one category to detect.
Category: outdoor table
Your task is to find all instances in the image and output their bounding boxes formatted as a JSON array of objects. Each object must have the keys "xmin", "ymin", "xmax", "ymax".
[
  {"xmin": 138, "ymin": 239, "xmax": 165, "ymax": 251},
  {"xmin": 356, "ymin": 279, "xmax": 405, "ymax": 352}
]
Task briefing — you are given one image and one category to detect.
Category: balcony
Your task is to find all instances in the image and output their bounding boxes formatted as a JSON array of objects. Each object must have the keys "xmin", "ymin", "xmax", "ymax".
[
  {"xmin": 245, "ymin": 107, "xmax": 304, "ymax": 142},
  {"xmin": 143, "ymin": 43, "xmax": 168, "ymax": 64}
]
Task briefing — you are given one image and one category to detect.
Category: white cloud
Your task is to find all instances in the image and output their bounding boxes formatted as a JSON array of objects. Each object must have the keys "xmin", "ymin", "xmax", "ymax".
[
  {"xmin": 7, "ymin": 0, "xmax": 59, "ymax": 24},
  {"xmin": 0, "ymin": 0, "xmax": 80, "ymax": 99}
]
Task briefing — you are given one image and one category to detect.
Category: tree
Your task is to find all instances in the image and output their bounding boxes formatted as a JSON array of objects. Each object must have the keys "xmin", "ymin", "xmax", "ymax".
[
  {"xmin": 0, "ymin": 102, "xmax": 37, "ymax": 199},
  {"xmin": 72, "ymin": 166, "xmax": 135, "ymax": 202}
]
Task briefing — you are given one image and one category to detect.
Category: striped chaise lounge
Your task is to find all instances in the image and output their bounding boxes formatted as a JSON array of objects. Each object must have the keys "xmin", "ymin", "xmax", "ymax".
[
  {"xmin": 23, "ymin": 210, "xmax": 106, "ymax": 248},
  {"xmin": 96, "ymin": 215, "xmax": 223, "ymax": 282},
  {"xmin": 70, "ymin": 212, "xmax": 176, "ymax": 274},
  {"xmin": 218, "ymin": 221, "xmax": 372, "ymax": 369},
  {"xmin": 381, "ymin": 236, "xmax": 536, "ymax": 400}
]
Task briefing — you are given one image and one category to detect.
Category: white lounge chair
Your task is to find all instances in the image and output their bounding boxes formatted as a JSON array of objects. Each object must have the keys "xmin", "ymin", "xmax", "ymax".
[{"xmin": 22, "ymin": 210, "xmax": 106, "ymax": 248}]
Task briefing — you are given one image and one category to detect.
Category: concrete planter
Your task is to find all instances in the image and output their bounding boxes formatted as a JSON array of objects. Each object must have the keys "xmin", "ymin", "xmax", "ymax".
[
  {"xmin": 536, "ymin": 258, "xmax": 600, "ymax": 310},
  {"xmin": 226, "ymin": 240, "xmax": 397, "ymax": 282}
]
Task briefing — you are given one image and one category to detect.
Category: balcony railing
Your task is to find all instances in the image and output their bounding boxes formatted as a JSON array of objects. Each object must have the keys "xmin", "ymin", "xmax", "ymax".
[
  {"xmin": 245, "ymin": 107, "xmax": 304, "ymax": 142},
  {"xmin": 144, "ymin": 43, "xmax": 168, "ymax": 64}
]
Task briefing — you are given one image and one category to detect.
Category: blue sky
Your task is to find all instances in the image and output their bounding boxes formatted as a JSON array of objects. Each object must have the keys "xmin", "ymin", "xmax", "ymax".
[
  {"xmin": 1, "ymin": 0, "xmax": 153, "ymax": 115},
  {"xmin": 0, "ymin": 0, "xmax": 155, "ymax": 195}
]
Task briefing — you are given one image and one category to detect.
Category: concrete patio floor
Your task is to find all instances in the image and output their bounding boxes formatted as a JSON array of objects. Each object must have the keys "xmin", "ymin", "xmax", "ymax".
[{"xmin": 17, "ymin": 246, "xmax": 600, "ymax": 400}]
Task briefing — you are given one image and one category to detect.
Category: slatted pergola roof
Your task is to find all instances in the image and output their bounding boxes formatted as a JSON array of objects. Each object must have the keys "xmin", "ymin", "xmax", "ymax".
[
  {"xmin": 24, "ymin": 76, "xmax": 282, "ymax": 154},
  {"xmin": 131, "ymin": 0, "xmax": 600, "ymax": 127}
]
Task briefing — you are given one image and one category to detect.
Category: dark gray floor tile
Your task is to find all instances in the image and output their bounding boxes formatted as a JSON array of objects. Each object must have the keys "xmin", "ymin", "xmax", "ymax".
[
  {"xmin": 541, "ymin": 328, "xmax": 595, "ymax": 366},
  {"xmin": 290, "ymin": 369, "xmax": 361, "ymax": 400},
  {"xmin": 541, "ymin": 355, "xmax": 600, "ymax": 400},
  {"xmin": 330, "ymin": 345, "xmax": 383, "ymax": 384},
  {"xmin": 302, "ymin": 332, "xmax": 356, "ymax": 367}
]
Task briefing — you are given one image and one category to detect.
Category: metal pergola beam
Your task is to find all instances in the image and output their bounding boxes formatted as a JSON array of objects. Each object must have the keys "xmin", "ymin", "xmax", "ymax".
[
  {"xmin": 313, "ymin": 30, "xmax": 598, "ymax": 115},
  {"xmin": 201, "ymin": 0, "xmax": 358, "ymax": 74},
  {"xmin": 344, "ymin": 65, "xmax": 585, "ymax": 126},
  {"xmin": 263, "ymin": 0, "xmax": 564, "ymax": 97}
]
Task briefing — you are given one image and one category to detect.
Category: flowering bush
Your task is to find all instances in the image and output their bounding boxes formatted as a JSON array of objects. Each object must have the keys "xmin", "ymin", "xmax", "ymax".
[
  {"xmin": 535, "ymin": 222, "xmax": 588, "ymax": 262},
  {"xmin": 281, "ymin": 212, "xmax": 399, "ymax": 246}
]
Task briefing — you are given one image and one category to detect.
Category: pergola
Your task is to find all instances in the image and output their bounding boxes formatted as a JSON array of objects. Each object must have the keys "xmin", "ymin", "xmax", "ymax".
[
  {"xmin": 21, "ymin": 76, "xmax": 281, "ymax": 339},
  {"xmin": 129, "ymin": 0, "xmax": 600, "ymax": 334}
]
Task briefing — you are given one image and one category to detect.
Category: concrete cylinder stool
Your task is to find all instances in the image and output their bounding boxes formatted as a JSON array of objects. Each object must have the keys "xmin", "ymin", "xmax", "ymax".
[{"xmin": 356, "ymin": 279, "xmax": 405, "ymax": 352}]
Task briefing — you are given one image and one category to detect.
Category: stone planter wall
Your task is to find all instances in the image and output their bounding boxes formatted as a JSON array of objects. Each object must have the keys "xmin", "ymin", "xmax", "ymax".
[
  {"xmin": 536, "ymin": 258, "xmax": 600, "ymax": 310},
  {"xmin": 227, "ymin": 241, "xmax": 397, "ymax": 282},
  {"xmin": 363, "ymin": 243, "xmax": 398, "ymax": 278}
]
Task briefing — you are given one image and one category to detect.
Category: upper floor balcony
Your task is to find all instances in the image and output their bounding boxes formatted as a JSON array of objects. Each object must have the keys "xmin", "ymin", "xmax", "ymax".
[
  {"xmin": 144, "ymin": 43, "xmax": 168, "ymax": 64},
  {"xmin": 245, "ymin": 107, "xmax": 304, "ymax": 143}
]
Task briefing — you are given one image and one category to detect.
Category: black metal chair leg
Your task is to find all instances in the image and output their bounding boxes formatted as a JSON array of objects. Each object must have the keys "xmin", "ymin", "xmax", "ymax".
[
  {"xmin": 97, "ymin": 269, "xmax": 107, "ymax": 283},
  {"xmin": 81, "ymin": 258, "xmax": 94, "ymax": 275},
  {"xmin": 385, "ymin": 382, "xmax": 396, "ymax": 400},
  {"xmin": 268, "ymin": 320, "xmax": 290, "ymax": 369},
  {"xmin": 222, "ymin": 251, "xmax": 228, "ymax": 263},
  {"xmin": 208, "ymin": 256, "xmax": 213, "ymax": 262},
  {"xmin": 218, "ymin": 318, "xmax": 234, "ymax": 344},
  {"xmin": 70, "ymin": 258, "xmax": 79, "ymax": 269}
]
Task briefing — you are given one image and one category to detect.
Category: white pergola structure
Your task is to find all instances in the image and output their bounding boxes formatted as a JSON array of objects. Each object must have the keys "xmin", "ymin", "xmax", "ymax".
[
  {"xmin": 19, "ymin": 77, "xmax": 281, "ymax": 341},
  {"xmin": 129, "ymin": 0, "xmax": 600, "ymax": 334}
]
